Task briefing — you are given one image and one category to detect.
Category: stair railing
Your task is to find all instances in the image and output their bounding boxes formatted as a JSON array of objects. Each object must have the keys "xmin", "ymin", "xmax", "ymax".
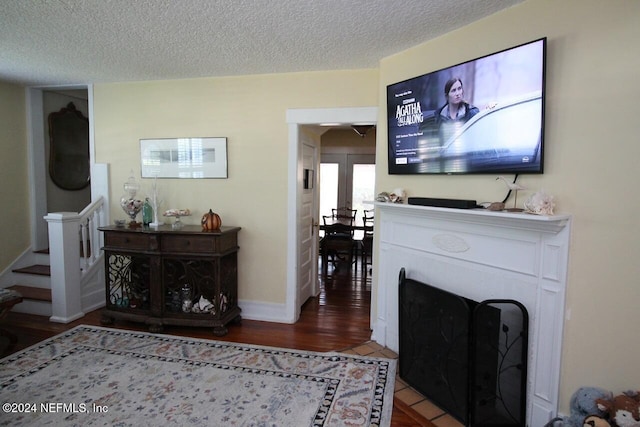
[
  {"xmin": 79, "ymin": 196, "xmax": 105, "ymax": 273},
  {"xmin": 44, "ymin": 196, "xmax": 107, "ymax": 323}
]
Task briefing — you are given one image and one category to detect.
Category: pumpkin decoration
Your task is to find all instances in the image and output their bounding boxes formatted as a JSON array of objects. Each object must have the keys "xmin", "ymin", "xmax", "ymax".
[{"xmin": 201, "ymin": 209, "xmax": 222, "ymax": 231}]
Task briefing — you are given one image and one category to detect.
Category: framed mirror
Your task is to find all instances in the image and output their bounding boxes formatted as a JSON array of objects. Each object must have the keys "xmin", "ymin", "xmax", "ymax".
[{"xmin": 48, "ymin": 102, "xmax": 90, "ymax": 190}]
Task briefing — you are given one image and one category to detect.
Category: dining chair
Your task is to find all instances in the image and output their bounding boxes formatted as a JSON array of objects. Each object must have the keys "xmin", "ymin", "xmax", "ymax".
[
  {"xmin": 330, "ymin": 207, "xmax": 357, "ymax": 224},
  {"xmin": 320, "ymin": 209, "xmax": 357, "ymax": 276},
  {"xmin": 360, "ymin": 210, "xmax": 374, "ymax": 277},
  {"xmin": 327, "ymin": 206, "xmax": 357, "ymax": 246}
]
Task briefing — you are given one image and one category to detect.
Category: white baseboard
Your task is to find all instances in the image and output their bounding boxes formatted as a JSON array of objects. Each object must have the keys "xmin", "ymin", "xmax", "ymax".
[
  {"xmin": 238, "ymin": 299, "xmax": 293, "ymax": 324},
  {"xmin": 50, "ymin": 311, "xmax": 86, "ymax": 324},
  {"xmin": 11, "ymin": 294, "xmax": 291, "ymax": 325},
  {"xmin": 11, "ymin": 299, "xmax": 52, "ymax": 317}
]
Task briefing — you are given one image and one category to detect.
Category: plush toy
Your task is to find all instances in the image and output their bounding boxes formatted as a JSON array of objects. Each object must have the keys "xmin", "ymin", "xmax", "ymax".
[
  {"xmin": 544, "ymin": 387, "xmax": 613, "ymax": 427},
  {"xmin": 596, "ymin": 392, "xmax": 640, "ymax": 427},
  {"xmin": 583, "ymin": 415, "xmax": 612, "ymax": 427}
]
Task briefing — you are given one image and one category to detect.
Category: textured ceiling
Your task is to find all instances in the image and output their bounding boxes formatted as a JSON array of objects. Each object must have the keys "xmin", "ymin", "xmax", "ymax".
[{"xmin": 1, "ymin": 0, "xmax": 523, "ymax": 86}]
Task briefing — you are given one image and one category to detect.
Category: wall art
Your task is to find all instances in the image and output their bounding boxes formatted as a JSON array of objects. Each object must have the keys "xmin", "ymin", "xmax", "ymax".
[{"xmin": 141, "ymin": 137, "xmax": 227, "ymax": 179}]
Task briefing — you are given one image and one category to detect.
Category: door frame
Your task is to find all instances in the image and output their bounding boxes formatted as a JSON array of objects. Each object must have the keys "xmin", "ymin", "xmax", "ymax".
[
  {"xmin": 26, "ymin": 84, "xmax": 95, "ymax": 251},
  {"xmin": 285, "ymin": 107, "xmax": 377, "ymax": 323}
]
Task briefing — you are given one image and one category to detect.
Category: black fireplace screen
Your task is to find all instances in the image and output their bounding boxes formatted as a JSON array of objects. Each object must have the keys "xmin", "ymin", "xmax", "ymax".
[{"xmin": 398, "ymin": 268, "xmax": 528, "ymax": 426}]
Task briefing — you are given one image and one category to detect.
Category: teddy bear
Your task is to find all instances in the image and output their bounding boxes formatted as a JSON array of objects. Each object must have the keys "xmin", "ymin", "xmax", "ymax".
[
  {"xmin": 544, "ymin": 386, "xmax": 613, "ymax": 427},
  {"xmin": 583, "ymin": 415, "xmax": 612, "ymax": 427},
  {"xmin": 596, "ymin": 391, "xmax": 640, "ymax": 427}
]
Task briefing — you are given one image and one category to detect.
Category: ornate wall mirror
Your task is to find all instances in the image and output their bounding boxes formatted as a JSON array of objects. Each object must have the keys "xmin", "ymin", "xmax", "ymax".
[{"xmin": 48, "ymin": 102, "xmax": 90, "ymax": 190}]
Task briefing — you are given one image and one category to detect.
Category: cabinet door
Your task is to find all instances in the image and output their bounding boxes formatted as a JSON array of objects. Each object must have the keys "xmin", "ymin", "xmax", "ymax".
[
  {"xmin": 105, "ymin": 252, "xmax": 152, "ymax": 312},
  {"xmin": 162, "ymin": 257, "xmax": 219, "ymax": 316}
]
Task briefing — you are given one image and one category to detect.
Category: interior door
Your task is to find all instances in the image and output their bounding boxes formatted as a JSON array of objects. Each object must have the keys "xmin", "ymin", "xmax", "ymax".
[{"xmin": 298, "ymin": 136, "xmax": 320, "ymax": 308}]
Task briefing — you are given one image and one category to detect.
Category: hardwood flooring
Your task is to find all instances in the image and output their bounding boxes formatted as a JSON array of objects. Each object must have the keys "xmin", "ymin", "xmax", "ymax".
[{"xmin": 1, "ymin": 261, "xmax": 432, "ymax": 426}]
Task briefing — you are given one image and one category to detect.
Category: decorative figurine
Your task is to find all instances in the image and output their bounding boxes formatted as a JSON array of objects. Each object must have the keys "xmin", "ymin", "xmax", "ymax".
[
  {"xmin": 148, "ymin": 175, "xmax": 164, "ymax": 227},
  {"xmin": 524, "ymin": 190, "xmax": 555, "ymax": 215},
  {"xmin": 164, "ymin": 209, "xmax": 191, "ymax": 229},
  {"xmin": 181, "ymin": 284, "xmax": 193, "ymax": 313},
  {"xmin": 120, "ymin": 171, "xmax": 143, "ymax": 226},
  {"xmin": 496, "ymin": 176, "xmax": 525, "ymax": 212},
  {"xmin": 201, "ymin": 209, "xmax": 222, "ymax": 231},
  {"xmin": 142, "ymin": 198, "xmax": 153, "ymax": 226}
]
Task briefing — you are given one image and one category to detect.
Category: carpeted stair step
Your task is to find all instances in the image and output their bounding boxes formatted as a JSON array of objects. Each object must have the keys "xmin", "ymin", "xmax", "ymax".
[{"xmin": 6, "ymin": 285, "xmax": 52, "ymax": 302}]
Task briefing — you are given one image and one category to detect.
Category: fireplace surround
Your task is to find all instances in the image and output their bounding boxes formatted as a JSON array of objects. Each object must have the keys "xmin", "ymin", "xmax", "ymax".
[{"xmin": 371, "ymin": 202, "xmax": 571, "ymax": 427}]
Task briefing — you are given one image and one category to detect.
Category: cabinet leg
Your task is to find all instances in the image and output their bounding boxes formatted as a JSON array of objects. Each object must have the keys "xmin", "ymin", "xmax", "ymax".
[
  {"xmin": 100, "ymin": 315, "xmax": 114, "ymax": 326},
  {"xmin": 0, "ymin": 328, "xmax": 18, "ymax": 345},
  {"xmin": 212, "ymin": 325, "xmax": 228, "ymax": 336},
  {"xmin": 147, "ymin": 323, "xmax": 164, "ymax": 333}
]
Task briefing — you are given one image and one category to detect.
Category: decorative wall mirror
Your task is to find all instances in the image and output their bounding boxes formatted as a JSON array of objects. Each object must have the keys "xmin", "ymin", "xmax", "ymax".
[{"xmin": 48, "ymin": 102, "xmax": 90, "ymax": 190}]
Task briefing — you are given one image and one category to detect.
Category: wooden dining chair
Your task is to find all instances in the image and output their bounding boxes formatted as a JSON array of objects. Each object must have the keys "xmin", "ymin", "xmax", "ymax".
[
  {"xmin": 360, "ymin": 210, "xmax": 374, "ymax": 277},
  {"xmin": 332, "ymin": 207, "xmax": 357, "ymax": 220},
  {"xmin": 320, "ymin": 209, "xmax": 357, "ymax": 276}
]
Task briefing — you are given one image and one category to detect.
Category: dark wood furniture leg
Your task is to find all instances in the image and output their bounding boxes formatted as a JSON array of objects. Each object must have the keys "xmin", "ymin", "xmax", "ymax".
[{"xmin": 0, "ymin": 290, "xmax": 23, "ymax": 352}]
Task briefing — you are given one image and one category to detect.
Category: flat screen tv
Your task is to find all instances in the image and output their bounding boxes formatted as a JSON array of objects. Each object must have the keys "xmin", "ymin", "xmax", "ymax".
[{"xmin": 387, "ymin": 38, "xmax": 546, "ymax": 175}]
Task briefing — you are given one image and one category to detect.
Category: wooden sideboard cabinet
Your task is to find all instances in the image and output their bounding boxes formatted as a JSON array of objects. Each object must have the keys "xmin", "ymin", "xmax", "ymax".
[{"xmin": 99, "ymin": 225, "xmax": 241, "ymax": 336}]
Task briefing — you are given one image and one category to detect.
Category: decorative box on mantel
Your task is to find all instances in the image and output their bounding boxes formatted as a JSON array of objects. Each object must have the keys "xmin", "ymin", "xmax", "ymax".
[{"xmin": 371, "ymin": 202, "xmax": 571, "ymax": 427}]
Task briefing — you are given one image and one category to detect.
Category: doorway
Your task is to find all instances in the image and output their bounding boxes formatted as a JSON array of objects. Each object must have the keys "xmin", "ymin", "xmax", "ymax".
[
  {"xmin": 27, "ymin": 85, "xmax": 93, "ymax": 251},
  {"xmin": 44, "ymin": 90, "xmax": 91, "ymax": 214},
  {"xmin": 319, "ymin": 153, "xmax": 375, "ymax": 229},
  {"xmin": 285, "ymin": 107, "xmax": 377, "ymax": 323}
]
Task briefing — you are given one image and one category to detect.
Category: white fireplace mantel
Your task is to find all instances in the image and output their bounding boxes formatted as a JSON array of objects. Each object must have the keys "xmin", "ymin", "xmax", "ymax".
[{"xmin": 371, "ymin": 202, "xmax": 571, "ymax": 427}]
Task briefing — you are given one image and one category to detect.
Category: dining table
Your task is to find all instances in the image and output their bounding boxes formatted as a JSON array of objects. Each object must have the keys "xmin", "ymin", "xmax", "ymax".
[
  {"xmin": 319, "ymin": 216, "xmax": 373, "ymax": 276},
  {"xmin": 319, "ymin": 216, "xmax": 367, "ymax": 236}
]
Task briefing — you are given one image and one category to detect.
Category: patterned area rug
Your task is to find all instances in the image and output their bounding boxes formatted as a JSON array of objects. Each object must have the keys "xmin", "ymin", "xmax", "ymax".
[{"xmin": 0, "ymin": 325, "xmax": 395, "ymax": 426}]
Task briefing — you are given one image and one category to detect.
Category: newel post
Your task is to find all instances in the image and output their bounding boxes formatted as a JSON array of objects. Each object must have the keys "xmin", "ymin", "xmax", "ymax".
[{"xmin": 44, "ymin": 212, "xmax": 85, "ymax": 323}]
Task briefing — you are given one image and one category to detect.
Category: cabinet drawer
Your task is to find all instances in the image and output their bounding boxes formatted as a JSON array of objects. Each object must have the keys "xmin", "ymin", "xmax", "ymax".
[
  {"xmin": 162, "ymin": 235, "xmax": 216, "ymax": 253},
  {"xmin": 104, "ymin": 233, "xmax": 156, "ymax": 251}
]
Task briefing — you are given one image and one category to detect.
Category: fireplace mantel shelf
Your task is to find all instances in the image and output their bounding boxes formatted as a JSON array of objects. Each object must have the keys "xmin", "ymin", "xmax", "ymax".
[{"xmin": 373, "ymin": 202, "xmax": 571, "ymax": 234}]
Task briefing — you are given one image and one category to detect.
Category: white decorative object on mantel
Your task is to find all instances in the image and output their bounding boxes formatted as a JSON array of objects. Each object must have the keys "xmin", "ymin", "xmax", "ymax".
[
  {"xmin": 524, "ymin": 189, "xmax": 555, "ymax": 215},
  {"xmin": 390, "ymin": 188, "xmax": 406, "ymax": 203},
  {"xmin": 376, "ymin": 188, "xmax": 406, "ymax": 203},
  {"xmin": 372, "ymin": 202, "xmax": 571, "ymax": 427},
  {"xmin": 496, "ymin": 175, "xmax": 526, "ymax": 211}
]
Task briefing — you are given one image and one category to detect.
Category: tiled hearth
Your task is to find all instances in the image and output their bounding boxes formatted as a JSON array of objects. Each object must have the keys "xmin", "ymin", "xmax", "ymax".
[{"xmin": 343, "ymin": 341, "xmax": 463, "ymax": 427}]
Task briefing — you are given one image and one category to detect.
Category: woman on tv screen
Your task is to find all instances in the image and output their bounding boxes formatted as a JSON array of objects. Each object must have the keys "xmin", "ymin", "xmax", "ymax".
[{"xmin": 434, "ymin": 78, "xmax": 480, "ymax": 144}]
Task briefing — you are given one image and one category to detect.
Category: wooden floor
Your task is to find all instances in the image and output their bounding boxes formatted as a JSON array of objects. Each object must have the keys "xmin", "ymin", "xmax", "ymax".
[{"xmin": 1, "ymin": 260, "xmax": 431, "ymax": 426}]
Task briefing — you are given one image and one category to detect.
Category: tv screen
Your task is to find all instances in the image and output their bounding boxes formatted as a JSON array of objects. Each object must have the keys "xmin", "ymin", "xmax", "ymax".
[{"xmin": 387, "ymin": 38, "xmax": 546, "ymax": 174}]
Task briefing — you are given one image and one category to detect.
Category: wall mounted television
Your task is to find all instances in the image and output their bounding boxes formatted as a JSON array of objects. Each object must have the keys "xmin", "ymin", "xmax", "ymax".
[{"xmin": 387, "ymin": 37, "xmax": 546, "ymax": 175}]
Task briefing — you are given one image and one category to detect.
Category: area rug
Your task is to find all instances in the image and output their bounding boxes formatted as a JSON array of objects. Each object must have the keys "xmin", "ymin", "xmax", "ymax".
[{"xmin": 0, "ymin": 325, "xmax": 396, "ymax": 426}]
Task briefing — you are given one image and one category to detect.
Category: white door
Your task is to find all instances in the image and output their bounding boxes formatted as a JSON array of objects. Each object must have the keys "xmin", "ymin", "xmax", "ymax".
[{"xmin": 298, "ymin": 137, "xmax": 320, "ymax": 308}]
